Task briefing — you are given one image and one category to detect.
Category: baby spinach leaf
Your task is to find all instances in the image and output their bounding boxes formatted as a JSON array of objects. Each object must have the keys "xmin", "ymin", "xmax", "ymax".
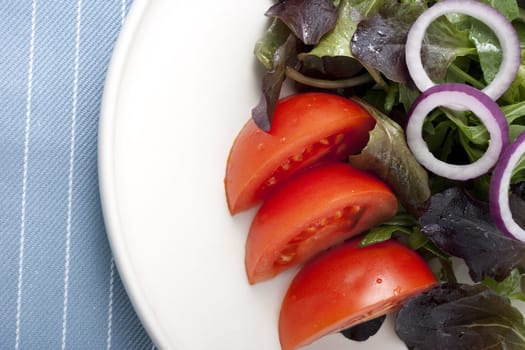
[{"xmin": 396, "ymin": 283, "xmax": 525, "ymax": 350}]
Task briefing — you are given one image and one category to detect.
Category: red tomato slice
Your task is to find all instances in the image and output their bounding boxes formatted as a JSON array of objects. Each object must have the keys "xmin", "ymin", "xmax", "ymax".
[
  {"xmin": 279, "ymin": 239, "xmax": 437, "ymax": 350},
  {"xmin": 245, "ymin": 162, "xmax": 398, "ymax": 284},
  {"xmin": 225, "ymin": 93, "xmax": 375, "ymax": 215}
]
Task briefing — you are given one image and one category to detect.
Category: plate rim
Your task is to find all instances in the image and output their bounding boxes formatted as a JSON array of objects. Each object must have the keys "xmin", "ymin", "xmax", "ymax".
[{"xmin": 98, "ymin": 0, "xmax": 167, "ymax": 347}]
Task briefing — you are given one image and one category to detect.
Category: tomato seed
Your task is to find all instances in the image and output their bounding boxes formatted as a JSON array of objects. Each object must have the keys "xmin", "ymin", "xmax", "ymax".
[
  {"xmin": 277, "ymin": 245, "xmax": 297, "ymax": 265},
  {"xmin": 277, "ymin": 254, "xmax": 295, "ymax": 264},
  {"xmin": 306, "ymin": 226, "xmax": 317, "ymax": 233},
  {"xmin": 289, "ymin": 229, "xmax": 316, "ymax": 244},
  {"xmin": 258, "ymin": 132, "xmax": 353, "ymax": 200},
  {"xmin": 336, "ymin": 143, "xmax": 347, "ymax": 154},
  {"xmin": 275, "ymin": 205, "xmax": 364, "ymax": 267},
  {"xmin": 292, "ymin": 154, "xmax": 304, "ymax": 162}
]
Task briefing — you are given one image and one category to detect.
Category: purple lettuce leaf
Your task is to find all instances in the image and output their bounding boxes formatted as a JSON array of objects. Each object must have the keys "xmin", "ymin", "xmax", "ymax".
[
  {"xmin": 419, "ymin": 187, "xmax": 525, "ymax": 282},
  {"xmin": 266, "ymin": 0, "xmax": 337, "ymax": 45},
  {"xmin": 396, "ymin": 283, "xmax": 525, "ymax": 350},
  {"xmin": 252, "ymin": 34, "xmax": 298, "ymax": 131}
]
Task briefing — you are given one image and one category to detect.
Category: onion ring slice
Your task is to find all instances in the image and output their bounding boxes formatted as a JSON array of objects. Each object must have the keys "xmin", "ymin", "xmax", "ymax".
[
  {"xmin": 406, "ymin": 83, "xmax": 508, "ymax": 180},
  {"xmin": 405, "ymin": 0, "xmax": 520, "ymax": 108},
  {"xmin": 490, "ymin": 132, "xmax": 525, "ymax": 242}
]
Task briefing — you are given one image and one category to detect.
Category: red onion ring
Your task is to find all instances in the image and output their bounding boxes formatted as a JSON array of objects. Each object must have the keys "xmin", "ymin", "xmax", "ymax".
[
  {"xmin": 405, "ymin": 0, "xmax": 520, "ymax": 107},
  {"xmin": 406, "ymin": 83, "xmax": 508, "ymax": 180},
  {"xmin": 490, "ymin": 132, "xmax": 525, "ymax": 242}
]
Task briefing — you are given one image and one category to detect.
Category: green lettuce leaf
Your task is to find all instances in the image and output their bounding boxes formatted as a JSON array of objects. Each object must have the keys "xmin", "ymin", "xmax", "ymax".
[
  {"xmin": 502, "ymin": 20, "xmax": 525, "ymax": 104},
  {"xmin": 483, "ymin": 269, "xmax": 525, "ymax": 302},
  {"xmin": 254, "ymin": 18, "xmax": 291, "ymax": 70},
  {"xmin": 359, "ymin": 224, "xmax": 412, "ymax": 246},
  {"xmin": 306, "ymin": 0, "xmax": 357, "ymax": 59},
  {"xmin": 424, "ymin": 17, "xmax": 474, "ymax": 82},
  {"xmin": 348, "ymin": 99, "xmax": 431, "ymax": 217},
  {"xmin": 299, "ymin": 0, "xmax": 364, "ymax": 79},
  {"xmin": 479, "ymin": 0, "xmax": 520, "ymax": 20},
  {"xmin": 444, "ymin": 1, "xmax": 518, "ymax": 95},
  {"xmin": 469, "ymin": 19, "xmax": 502, "ymax": 85}
]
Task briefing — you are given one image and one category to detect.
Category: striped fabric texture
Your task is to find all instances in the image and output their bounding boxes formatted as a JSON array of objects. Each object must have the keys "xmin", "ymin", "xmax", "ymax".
[{"xmin": 0, "ymin": 1, "xmax": 154, "ymax": 349}]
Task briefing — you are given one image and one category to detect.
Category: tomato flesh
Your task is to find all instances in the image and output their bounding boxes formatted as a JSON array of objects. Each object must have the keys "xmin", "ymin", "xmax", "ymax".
[
  {"xmin": 278, "ymin": 239, "xmax": 437, "ymax": 350},
  {"xmin": 275, "ymin": 205, "xmax": 362, "ymax": 266},
  {"xmin": 225, "ymin": 93, "xmax": 375, "ymax": 214},
  {"xmin": 257, "ymin": 131, "xmax": 352, "ymax": 200},
  {"xmin": 245, "ymin": 163, "xmax": 398, "ymax": 284}
]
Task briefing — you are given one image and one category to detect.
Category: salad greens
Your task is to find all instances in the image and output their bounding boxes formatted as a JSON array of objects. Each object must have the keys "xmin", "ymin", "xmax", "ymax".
[
  {"xmin": 340, "ymin": 315, "xmax": 386, "ymax": 342},
  {"xmin": 265, "ymin": 0, "xmax": 337, "ymax": 46},
  {"xmin": 419, "ymin": 187, "xmax": 525, "ymax": 282},
  {"xmin": 254, "ymin": 0, "xmax": 525, "ymax": 187},
  {"xmin": 253, "ymin": 0, "xmax": 525, "ymax": 348},
  {"xmin": 395, "ymin": 283, "xmax": 525, "ymax": 349},
  {"xmin": 348, "ymin": 98, "xmax": 431, "ymax": 216},
  {"xmin": 483, "ymin": 268, "xmax": 525, "ymax": 302}
]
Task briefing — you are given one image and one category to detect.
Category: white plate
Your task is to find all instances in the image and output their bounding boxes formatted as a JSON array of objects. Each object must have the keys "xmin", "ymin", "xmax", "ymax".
[{"xmin": 99, "ymin": 1, "xmax": 427, "ymax": 349}]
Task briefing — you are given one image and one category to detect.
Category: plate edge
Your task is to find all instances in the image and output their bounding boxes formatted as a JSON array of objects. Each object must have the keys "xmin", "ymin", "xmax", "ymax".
[{"xmin": 98, "ymin": 0, "xmax": 171, "ymax": 348}]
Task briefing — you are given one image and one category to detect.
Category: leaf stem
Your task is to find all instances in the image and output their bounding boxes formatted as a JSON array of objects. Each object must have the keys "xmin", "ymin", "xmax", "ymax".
[
  {"xmin": 362, "ymin": 64, "xmax": 389, "ymax": 90},
  {"xmin": 285, "ymin": 66, "xmax": 373, "ymax": 89},
  {"xmin": 448, "ymin": 63, "xmax": 485, "ymax": 89},
  {"xmin": 439, "ymin": 257, "xmax": 457, "ymax": 283}
]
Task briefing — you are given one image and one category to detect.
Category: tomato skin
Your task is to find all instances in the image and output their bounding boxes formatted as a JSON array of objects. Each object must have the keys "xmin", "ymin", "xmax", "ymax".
[
  {"xmin": 245, "ymin": 162, "xmax": 398, "ymax": 284},
  {"xmin": 279, "ymin": 239, "xmax": 437, "ymax": 350},
  {"xmin": 225, "ymin": 93, "xmax": 375, "ymax": 215}
]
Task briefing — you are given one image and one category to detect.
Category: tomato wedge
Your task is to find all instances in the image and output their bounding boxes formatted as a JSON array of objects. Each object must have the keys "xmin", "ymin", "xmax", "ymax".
[
  {"xmin": 225, "ymin": 93, "xmax": 375, "ymax": 215},
  {"xmin": 245, "ymin": 162, "xmax": 398, "ymax": 284},
  {"xmin": 279, "ymin": 239, "xmax": 437, "ymax": 350}
]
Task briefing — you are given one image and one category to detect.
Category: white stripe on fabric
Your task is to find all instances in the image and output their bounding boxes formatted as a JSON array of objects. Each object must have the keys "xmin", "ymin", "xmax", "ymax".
[
  {"xmin": 107, "ymin": 4, "xmax": 127, "ymax": 348},
  {"xmin": 121, "ymin": 0, "xmax": 126, "ymax": 26},
  {"xmin": 106, "ymin": 258, "xmax": 115, "ymax": 350},
  {"xmin": 15, "ymin": 1, "xmax": 37, "ymax": 349},
  {"xmin": 61, "ymin": 0, "xmax": 82, "ymax": 349}
]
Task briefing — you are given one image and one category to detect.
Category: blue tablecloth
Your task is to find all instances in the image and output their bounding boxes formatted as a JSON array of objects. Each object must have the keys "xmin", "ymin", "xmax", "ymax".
[{"xmin": 0, "ymin": 1, "xmax": 153, "ymax": 348}]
